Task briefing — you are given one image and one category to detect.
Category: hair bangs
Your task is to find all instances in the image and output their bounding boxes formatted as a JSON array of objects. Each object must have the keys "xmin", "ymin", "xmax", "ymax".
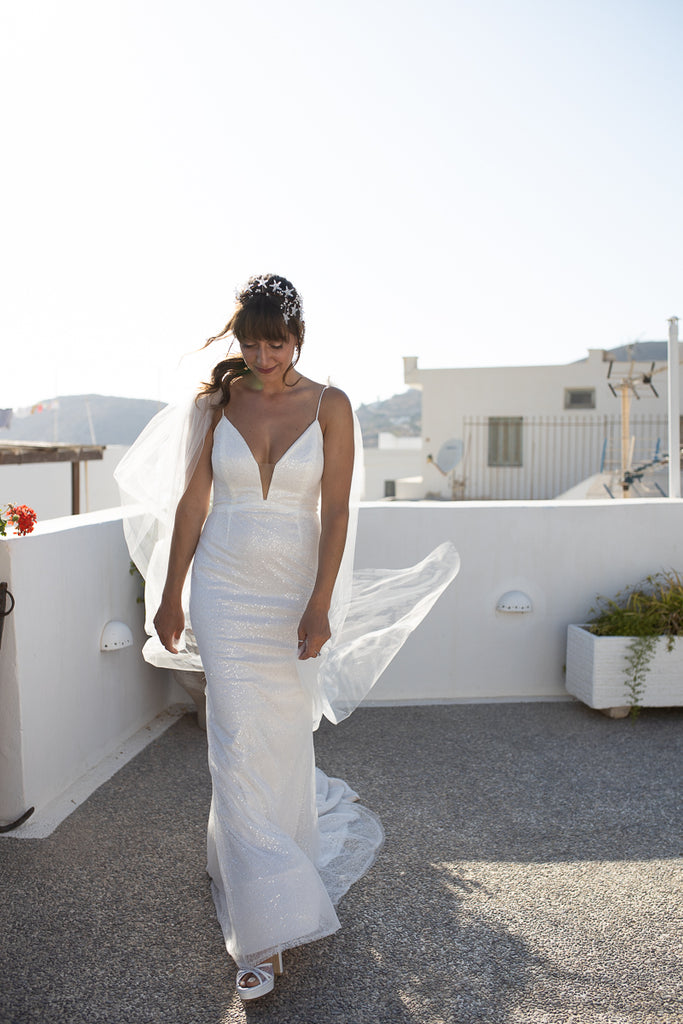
[{"xmin": 231, "ymin": 294, "xmax": 289, "ymax": 344}]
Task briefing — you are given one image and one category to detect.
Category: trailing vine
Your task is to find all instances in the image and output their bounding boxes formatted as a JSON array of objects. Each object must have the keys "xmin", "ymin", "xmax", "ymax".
[
  {"xmin": 129, "ymin": 560, "xmax": 145, "ymax": 604},
  {"xmin": 622, "ymin": 635, "xmax": 658, "ymax": 718}
]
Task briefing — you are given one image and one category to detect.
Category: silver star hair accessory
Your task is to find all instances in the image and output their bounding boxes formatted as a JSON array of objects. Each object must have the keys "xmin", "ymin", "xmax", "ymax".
[{"xmin": 239, "ymin": 274, "xmax": 303, "ymax": 325}]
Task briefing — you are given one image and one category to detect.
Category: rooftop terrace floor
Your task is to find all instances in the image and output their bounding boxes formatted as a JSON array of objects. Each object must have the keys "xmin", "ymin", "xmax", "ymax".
[{"xmin": 2, "ymin": 703, "xmax": 681, "ymax": 1024}]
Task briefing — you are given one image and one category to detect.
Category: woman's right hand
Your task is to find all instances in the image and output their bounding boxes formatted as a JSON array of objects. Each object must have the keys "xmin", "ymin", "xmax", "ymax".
[{"xmin": 153, "ymin": 598, "xmax": 185, "ymax": 654}]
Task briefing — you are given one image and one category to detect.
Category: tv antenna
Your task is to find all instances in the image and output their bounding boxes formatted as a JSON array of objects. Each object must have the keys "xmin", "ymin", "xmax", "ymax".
[{"xmin": 605, "ymin": 346, "xmax": 667, "ymax": 497}]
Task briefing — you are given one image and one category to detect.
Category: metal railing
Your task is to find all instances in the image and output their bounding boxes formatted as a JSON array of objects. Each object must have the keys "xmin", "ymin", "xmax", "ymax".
[{"xmin": 455, "ymin": 414, "xmax": 668, "ymax": 499}]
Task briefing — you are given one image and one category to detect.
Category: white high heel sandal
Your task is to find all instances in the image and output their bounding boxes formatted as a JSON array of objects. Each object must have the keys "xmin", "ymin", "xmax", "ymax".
[{"xmin": 236, "ymin": 952, "xmax": 283, "ymax": 1001}]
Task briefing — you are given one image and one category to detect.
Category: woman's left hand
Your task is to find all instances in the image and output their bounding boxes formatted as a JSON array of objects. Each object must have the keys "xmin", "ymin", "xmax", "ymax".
[{"xmin": 297, "ymin": 600, "xmax": 331, "ymax": 660}]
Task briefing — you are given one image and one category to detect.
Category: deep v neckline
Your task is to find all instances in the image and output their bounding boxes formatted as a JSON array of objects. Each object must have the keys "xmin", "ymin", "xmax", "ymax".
[{"xmin": 218, "ymin": 415, "xmax": 321, "ymax": 500}]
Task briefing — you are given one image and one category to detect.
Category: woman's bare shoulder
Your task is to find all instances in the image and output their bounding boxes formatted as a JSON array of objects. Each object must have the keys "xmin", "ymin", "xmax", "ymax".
[
  {"xmin": 293, "ymin": 377, "xmax": 350, "ymax": 411},
  {"xmin": 318, "ymin": 385, "xmax": 352, "ymax": 430},
  {"xmin": 321, "ymin": 384, "xmax": 351, "ymax": 407}
]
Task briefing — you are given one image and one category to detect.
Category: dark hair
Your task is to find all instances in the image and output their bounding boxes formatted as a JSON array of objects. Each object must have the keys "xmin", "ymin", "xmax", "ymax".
[{"xmin": 197, "ymin": 274, "xmax": 305, "ymax": 407}]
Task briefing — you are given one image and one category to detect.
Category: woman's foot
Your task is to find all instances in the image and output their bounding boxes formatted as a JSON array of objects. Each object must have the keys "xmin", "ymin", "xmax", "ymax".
[{"xmin": 236, "ymin": 953, "xmax": 283, "ymax": 1001}]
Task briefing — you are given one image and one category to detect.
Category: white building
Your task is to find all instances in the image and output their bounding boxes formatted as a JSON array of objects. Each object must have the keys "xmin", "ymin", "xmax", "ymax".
[
  {"xmin": 404, "ymin": 342, "xmax": 674, "ymax": 500},
  {"xmin": 362, "ymin": 432, "xmax": 423, "ymax": 500}
]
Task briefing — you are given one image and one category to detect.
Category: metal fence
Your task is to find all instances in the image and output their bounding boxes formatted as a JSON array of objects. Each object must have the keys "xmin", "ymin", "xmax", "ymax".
[{"xmin": 454, "ymin": 414, "xmax": 668, "ymax": 500}]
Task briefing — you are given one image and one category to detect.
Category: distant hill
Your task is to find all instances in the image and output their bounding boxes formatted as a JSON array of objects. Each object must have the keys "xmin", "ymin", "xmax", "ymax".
[
  {"xmin": 1, "ymin": 390, "xmax": 422, "ymax": 448},
  {"xmin": 355, "ymin": 389, "xmax": 421, "ymax": 447},
  {"xmin": 1, "ymin": 395, "xmax": 166, "ymax": 445}
]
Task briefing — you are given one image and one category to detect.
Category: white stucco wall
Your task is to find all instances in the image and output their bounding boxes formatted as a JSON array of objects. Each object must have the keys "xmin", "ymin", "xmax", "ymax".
[
  {"xmin": 354, "ymin": 498, "xmax": 683, "ymax": 705},
  {"xmin": 0, "ymin": 510, "xmax": 183, "ymax": 823},
  {"xmin": 407, "ymin": 349, "xmax": 673, "ymax": 424},
  {"xmin": 3, "ymin": 498, "xmax": 683, "ymax": 826}
]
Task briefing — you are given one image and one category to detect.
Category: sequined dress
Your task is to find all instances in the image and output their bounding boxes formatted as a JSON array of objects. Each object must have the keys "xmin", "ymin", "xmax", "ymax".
[{"xmin": 189, "ymin": 393, "xmax": 383, "ymax": 968}]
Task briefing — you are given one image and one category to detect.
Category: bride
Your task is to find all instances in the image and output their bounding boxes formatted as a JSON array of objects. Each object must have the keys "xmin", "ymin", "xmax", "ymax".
[{"xmin": 117, "ymin": 274, "xmax": 459, "ymax": 1001}]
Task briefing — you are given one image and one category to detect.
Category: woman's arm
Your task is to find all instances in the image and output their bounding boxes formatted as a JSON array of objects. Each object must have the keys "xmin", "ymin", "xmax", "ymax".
[
  {"xmin": 153, "ymin": 409, "xmax": 220, "ymax": 653},
  {"xmin": 298, "ymin": 388, "xmax": 354, "ymax": 660}
]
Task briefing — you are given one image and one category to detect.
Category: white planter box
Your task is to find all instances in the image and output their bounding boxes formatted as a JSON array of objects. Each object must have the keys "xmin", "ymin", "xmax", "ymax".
[{"xmin": 566, "ymin": 624, "xmax": 683, "ymax": 710}]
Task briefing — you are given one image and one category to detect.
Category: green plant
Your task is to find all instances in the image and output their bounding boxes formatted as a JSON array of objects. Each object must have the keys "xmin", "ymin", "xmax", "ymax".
[
  {"xmin": 587, "ymin": 570, "xmax": 683, "ymax": 717},
  {"xmin": 129, "ymin": 560, "xmax": 145, "ymax": 604}
]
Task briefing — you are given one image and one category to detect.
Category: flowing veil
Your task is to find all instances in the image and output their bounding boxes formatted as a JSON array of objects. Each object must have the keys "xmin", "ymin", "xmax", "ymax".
[{"xmin": 115, "ymin": 378, "xmax": 459, "ymax": 729}]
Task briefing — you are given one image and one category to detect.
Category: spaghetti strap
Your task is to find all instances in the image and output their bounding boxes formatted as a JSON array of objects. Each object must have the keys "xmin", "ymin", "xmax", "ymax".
[{"xmin": 315, "ymin": 385, "xmax": 328, "ymax": 421}]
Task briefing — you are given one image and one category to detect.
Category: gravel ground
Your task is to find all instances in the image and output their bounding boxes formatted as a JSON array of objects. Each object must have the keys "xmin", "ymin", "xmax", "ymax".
[{"xmin": 1, "ymin": 702, "xmax": 681, "ymax": 1024}]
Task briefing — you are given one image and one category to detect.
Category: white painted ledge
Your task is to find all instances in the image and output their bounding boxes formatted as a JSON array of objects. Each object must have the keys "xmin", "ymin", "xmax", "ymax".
[{"xmin": 1, "ymin": 705, "xmax": 191, "ymax": 839}]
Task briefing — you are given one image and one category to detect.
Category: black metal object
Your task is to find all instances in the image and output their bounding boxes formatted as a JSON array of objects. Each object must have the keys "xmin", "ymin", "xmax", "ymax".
[
  {"xmin": 0, "ymin": 806, "xmax": 34, "ymax": 833},
  {"xmin": 0, "ymin": 582, "xmax": 15, "ymax": 651},
  {"xmin": 0, "ymin": 581, "xmax": 35, "ymax": 831},
  {"xmin": 642, "ymin": 365, "xmax": 660, "ymax": 397}
]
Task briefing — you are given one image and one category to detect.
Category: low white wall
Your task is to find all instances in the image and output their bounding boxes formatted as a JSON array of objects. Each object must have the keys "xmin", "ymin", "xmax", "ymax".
[
  {"xmin": 0, "ymin": 509, "xmax": 183, "ymax": 823},
  {"xmin": 354, "ymin": 498, "xmax": 683, "ymax": 704},
  {"xmin": 0, "ymin": 445, "xmax": 128, "ymax": 520},
  {"xmin": 3, "ymin": 497, "xmax": 682, "ymax": 823}
]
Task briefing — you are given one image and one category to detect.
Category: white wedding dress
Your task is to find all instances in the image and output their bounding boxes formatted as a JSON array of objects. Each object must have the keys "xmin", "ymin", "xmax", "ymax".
[
  {"xmin": 189, "ymin": 393, "xmax": 382, "ymax": 967},
  {"xmin": 116, "ymin": 382, "xmax": 459, "ymax": 970}
]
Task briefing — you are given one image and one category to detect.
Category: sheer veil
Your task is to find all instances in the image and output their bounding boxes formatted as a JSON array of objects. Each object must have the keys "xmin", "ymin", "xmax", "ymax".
[
  {"xmin": 297, "ymin": 413, "xmax": 459, "ymax": 726},
  {"xmin": 115, "ymin": 373, "xmax": 459, "ymax": 729},
  {"xmin": 115, "ymin": 389, "xmax": 219, "ymax": 667}
]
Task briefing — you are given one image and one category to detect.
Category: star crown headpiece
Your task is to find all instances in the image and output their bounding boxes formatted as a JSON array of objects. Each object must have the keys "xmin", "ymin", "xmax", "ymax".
[{"xmin": 239, "ymin": 274, "xmax": 303, "ymax": 325}]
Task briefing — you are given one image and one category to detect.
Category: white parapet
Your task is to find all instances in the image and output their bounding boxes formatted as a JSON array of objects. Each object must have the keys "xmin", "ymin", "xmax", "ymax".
[
  {"xmin": 3, "ymin": 498, "xmax": 683, "ymax": 830},
  {"xmin": 353, "ymin": 498, "xmax": 683, "ymax": 705},
  {"xmin": 0, "ymin": 510, "xmax": 185, "ymax": 828}
]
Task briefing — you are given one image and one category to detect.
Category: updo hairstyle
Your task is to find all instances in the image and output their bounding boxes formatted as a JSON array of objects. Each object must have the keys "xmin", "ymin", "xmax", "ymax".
[{"xmin": 198, "ymin": 274, "xmax": 305, "ymax": 406}]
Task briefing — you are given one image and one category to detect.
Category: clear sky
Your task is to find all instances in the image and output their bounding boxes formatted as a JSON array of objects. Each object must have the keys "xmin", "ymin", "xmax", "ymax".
[{"xmin": 2, "ymin": 0, "xmax": 682, "ymax": 411}]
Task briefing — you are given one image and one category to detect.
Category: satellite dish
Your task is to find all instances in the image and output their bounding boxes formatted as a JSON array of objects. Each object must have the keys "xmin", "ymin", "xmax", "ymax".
[{"xmin": 436, "ymin": 438, "xmax": 464, "ymax": 473}]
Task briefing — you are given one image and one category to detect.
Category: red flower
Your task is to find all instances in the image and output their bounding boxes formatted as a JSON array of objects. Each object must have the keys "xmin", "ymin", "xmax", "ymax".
[{"xmin": 1, "ymin": 504, "xmax": 38, "ymax": 536}]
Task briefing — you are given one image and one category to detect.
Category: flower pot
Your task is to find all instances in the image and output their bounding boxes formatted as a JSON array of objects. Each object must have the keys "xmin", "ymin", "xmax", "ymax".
[{"xmin": 566, "ymin": 624, "xmax": 683, "ymax": 713}]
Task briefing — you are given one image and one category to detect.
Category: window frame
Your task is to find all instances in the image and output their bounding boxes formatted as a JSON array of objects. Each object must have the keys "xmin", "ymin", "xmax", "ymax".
[
  {"xmin": 564, "ymin": 387, "xmax": 596, "ymax": 410},
  {"xmin": 487, "ymin": 416, "xmax": 523, "ymax": 468}
]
